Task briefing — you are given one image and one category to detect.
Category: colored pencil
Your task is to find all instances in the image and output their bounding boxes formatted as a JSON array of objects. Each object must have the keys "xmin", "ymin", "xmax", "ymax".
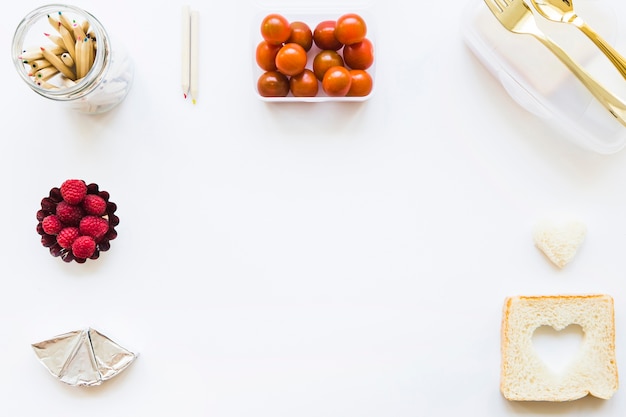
[
  {"xmin": 44, "ymin": 32, "xmax": 65, "ymax": 48},
  {"xmin": 57, "ymin": 11, "xmax": 73, "ymax": 32},
  {"xmin": 40, "ymin": 46, "xmax": 75, "ymax": 79},
  {"xmin": 190, "ymin": 10, "xmax": 199, "ymax": 104},
  {"xmin": 181, "ymin": 5, "xmax": 190, "ymax": 99},
  {"xmin": 59, "ymin": 23, "xmax": 76, "ymax": 60},
  {"xmin": 32, "ymin": 66, "xmax": 59, "ymax": 82},
  {"xmin": 19, "ymin": 12, "xmax": 99, "ymax": 89},
  {"xmin": 60, "ymin": 52, "xmax": 74, "ymax": 67},
  {"xmin": 29, "ymin": 59, "xmax": 52, "ymax": 70}
]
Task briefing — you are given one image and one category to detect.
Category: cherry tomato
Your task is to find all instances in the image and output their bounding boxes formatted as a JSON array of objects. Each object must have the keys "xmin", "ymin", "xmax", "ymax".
[
  {"xmin": 313, "ymin": 20, "xmax": 343, "ymax": 51},
  {"xmin": 343, "ymin": 38, "xmax": 374, "ymax": 70},
  {"xmin": 275, "ymin": 43, "xmax": 307, "ymax": 76},
  {"xmin": 261, "ymin": 14, "xmax": 291, "ymax": 45},
  {"xmin": 287, "ymin": 21, "xmax": 313, "ymax": 52},
  {"xmin": 312, "ymin": 50, "xmax": 344, "ymax": 81},
  {"xmin": 255, "ymin": 41, "xmax": 281, "ymax": 71},
  {"xmin": 290, "ymin": 69, "xmax": 319, "ymax": 97},
  {"xmin": 334, "ymin": 13, "xmax": 367, "ymax": 45},
  {"xmin": 322, "ymin": 66, "xmax": 352, "ymax": 97},
  {"xmin": 257, "ymin": 71, "xmax": 289, "ymax": 97},
  {"xmin": 347, "ymin": 69, "xmax": 373, "ymax": 97}
]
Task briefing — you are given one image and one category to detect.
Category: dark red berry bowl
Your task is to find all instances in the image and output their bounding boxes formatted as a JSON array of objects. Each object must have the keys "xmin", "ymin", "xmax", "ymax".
[{"xmin": 36, "ymin": 179, "xmax": 119, "ymax": 263}]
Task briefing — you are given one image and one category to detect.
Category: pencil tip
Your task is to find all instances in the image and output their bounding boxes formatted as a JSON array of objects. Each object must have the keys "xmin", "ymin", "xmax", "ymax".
[
  {"xmin": 40, "ymin": 47, "xmax": 45, "ymax": 51},
  {"xmin": 183, "ymin": 93, "xmax": 187, "ymax": 99}
]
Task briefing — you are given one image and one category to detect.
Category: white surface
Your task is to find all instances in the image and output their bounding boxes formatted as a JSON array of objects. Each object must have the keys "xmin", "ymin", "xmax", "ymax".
[{"xmin": 2, "ymin": 0, "xmax": 626, "ymax": 416}]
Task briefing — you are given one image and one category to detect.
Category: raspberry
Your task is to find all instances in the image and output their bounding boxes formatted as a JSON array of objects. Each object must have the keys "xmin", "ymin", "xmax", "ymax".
[
  {"xmin": 82, "ymin": 194, "xmax": 107, "ymax": 216},
  {"xmin": 60, "ymin": 179, "xmax": 87, "ymax": 205},
  {"xmin": 72, "ymin": 236, "xmax": 96, "ymax": 259},
  {"xmin": 40, "ymin": 197, "xmax": 56, "ymax": 213},
  {"xmin": 79, "ymin": 216, "xmax": 109, "ymax": 242},
  {"xmin": 56, "ymin": 201, "xmax": 84, "ymax": 226},
  {"xmin": 56, "ymin": 227, "xmax": 80, "ymax": 249},
  {"xmin": 37, "ymin": 179, "xmax": 119, "ymax": 263},
  {"xmin": 41, "ymin": 234, "xmax": 57, "ymax": 247},
  {"xmin": 41, "ymin": 215, "xmax": 63, "ymax": 235}
]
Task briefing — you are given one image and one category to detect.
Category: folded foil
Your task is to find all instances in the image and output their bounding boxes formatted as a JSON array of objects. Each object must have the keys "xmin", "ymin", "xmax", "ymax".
[{"xmin": 32, "ymin": 327, "xmax": 137, "ymax": 387}]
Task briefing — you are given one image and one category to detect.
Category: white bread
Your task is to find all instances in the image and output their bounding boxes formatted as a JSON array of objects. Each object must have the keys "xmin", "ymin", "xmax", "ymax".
[
  {"xmin": 532, "ymin": 220, "xmax": 586, "ymax": 268},
  {"xmin": 501, "ymin": 295, "xmax": 618, "ymax": 401}
]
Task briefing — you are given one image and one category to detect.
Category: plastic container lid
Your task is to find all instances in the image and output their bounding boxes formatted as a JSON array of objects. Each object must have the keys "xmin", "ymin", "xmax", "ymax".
[{"xmin": 462, "ymin": 0, "xmax": 626, "ymax": 154}]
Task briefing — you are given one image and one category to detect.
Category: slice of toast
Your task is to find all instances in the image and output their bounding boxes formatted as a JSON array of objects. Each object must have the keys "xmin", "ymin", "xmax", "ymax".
[{"xmin": 501, "ymin": 294, "xmax": 618, "ymax": 401}]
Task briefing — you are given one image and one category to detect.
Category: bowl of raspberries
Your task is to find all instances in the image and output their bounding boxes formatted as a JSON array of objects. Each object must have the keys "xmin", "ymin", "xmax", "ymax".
[{"xmin": 36, "ymin": 179, "xmax": 119, "ymax": 263}]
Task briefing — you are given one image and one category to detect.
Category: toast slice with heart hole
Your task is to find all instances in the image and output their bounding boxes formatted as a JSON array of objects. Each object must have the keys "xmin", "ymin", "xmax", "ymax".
[{"xmin": 501, "ymin": 294, "xmax": 618, "ymax": 401}]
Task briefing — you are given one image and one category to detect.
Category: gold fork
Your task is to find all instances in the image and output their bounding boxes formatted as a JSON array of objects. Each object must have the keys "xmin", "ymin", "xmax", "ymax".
[
  {"xmin": 483, "ymin": 0, "xmax": 626, "ymax": 126},
  {"xmin": 529, "ymin": 0, "xmax": 626, "ymax": 80}
]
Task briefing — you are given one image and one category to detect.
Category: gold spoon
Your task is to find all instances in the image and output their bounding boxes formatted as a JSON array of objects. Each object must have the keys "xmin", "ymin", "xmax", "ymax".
[{"xmin": 529, "ymin": 0, "xmax": 626, "ymax": 79}]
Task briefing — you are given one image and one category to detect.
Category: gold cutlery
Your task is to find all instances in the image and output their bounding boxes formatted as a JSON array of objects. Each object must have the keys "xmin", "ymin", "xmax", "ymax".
[
  {"xmin": 483, "ymin": 0, "xmax": 626, "ymax": 126},
  {"xmin": 529, "ymin": 0, "xmax": 626, "ymax": 80}
]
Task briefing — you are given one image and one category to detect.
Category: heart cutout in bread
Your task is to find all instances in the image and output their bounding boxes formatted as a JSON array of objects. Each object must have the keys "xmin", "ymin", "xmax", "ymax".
[
  {"xmin": 533, "ymin": 220, "xmax": 586, "ymax": 268},
  {"xmin": 532, "ymin": 324, "xmax": 584, "ymax": 374}
]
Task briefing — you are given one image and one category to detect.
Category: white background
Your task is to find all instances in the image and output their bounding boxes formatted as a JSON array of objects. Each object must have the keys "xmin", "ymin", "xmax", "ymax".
[{"xmin": 1, "ymin": 0, "xmax": 626, "ymax": 415}]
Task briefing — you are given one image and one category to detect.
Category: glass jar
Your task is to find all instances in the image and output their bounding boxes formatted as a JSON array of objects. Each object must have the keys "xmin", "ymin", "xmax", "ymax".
[{"xmin": 11, "ymin": 4, "xmax": 134, "ymax": 114}]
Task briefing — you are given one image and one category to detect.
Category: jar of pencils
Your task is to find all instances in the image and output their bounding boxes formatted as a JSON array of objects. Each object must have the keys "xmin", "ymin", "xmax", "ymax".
[{"xmin": 11, "ymin": 4, "xmax": 134, "ymax": 114}]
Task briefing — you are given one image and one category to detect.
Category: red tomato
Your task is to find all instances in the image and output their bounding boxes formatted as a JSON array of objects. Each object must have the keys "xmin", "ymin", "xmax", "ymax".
[
  {"xmin": 334, "ymin": 13, "xmax": 367, "ymax": 45},
  {"xmin": 275, "ymin": 43, "xmax": 307, "ymax": 76},
  {"xmin": 322, "ymin": 66, "xmax": 352, "ymax": 97},
  {"xmin": 347, "ymin": 69, "xmax": 373, "ymax": 97},
  {"xmin": 257, "ymin": 71, "xmax": 289, "ymax": 97},
  {"xmin": 261, "ymin": 14, "xmax": 291, "ymax": 45},
  {"xmin": 343, "ymin": 38, "xmax": 374, "ymax": 70},
  {"xmin": 290, "ymin": 69, "xmax": 319, "ymax": 97},
  {"xmin": 313, "ymin": 20, "xmax": 343, "ymax": 51},
  {"xmin": 287, "ymin": 21, "xmax": 313, "ymax": 52},
  {"xmin": 255, "ymin": 41, "xmax": 281, "ymax": 71},
  {"xmin": 312, "ymin": 50, "xmax": 344, "ymax": 81}
]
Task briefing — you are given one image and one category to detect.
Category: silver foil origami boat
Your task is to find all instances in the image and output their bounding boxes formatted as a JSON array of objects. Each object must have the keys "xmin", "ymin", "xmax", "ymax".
[{"xmin": 32, "ymin": 327, "xmax": 137, "ymax": 387}]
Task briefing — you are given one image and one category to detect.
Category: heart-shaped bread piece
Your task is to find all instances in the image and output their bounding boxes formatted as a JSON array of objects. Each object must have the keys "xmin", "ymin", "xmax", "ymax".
[{"xmin": 533, "ymin": 220, "xmax": 586, "ymax": 268}]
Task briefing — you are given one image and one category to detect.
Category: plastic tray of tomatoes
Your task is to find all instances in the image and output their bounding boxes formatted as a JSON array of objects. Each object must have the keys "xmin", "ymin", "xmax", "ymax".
[{"xmin": 253, "ymin": 8, "xmax": 375, "ymax": 102}]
